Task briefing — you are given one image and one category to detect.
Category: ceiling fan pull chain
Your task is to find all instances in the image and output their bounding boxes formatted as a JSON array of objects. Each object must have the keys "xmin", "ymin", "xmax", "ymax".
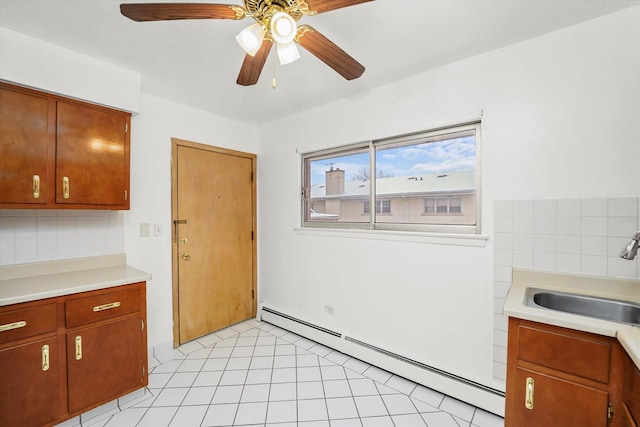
[{"xmin": 272, "ymin": 45, "xmax": 278, "ymax": 89}]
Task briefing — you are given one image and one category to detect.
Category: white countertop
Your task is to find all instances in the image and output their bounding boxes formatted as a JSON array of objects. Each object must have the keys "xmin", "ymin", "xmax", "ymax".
[
  {"xmin": 0, "ymin": 254, "xmax": 152, "ymax": 306},
  {"xmin": 504, "ymin": 268, "xmax": 640, "ymax": 369}
]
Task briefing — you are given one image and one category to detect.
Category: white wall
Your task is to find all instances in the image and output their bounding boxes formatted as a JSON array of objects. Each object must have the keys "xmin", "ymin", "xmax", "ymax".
[
  {"xmin": 124, "ymin": 93, "xmax": 260, "ymax": 348},
  {"xmin": 256, "ymin": 5, "xmax": 640, "ymax": 401},
  {"xmin": 0, "ymin": 27, "xmax": 140, "ymax": 113}
]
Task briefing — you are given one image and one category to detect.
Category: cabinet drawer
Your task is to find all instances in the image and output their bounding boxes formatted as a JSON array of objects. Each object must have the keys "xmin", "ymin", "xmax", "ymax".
[
  {"xmin": 517, "ymin": 323, "xmax": 611, "ymax": 383},
  {"xmin": 66, "ymin": 285, "xmax": 141, "ymax": 328},
  {"xmin": 0, "ymin": 303, "xmax": 57, "ymax": 345}
]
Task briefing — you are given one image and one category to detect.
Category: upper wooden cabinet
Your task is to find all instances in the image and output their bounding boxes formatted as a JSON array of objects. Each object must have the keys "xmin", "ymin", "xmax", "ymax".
[
  {"xmin": 0, "ymin": 85, "xmax": 54, "ymax": 205},
  {"xmin": 0, "ymin": 82, "xmax": 130, "ymax": 210}
]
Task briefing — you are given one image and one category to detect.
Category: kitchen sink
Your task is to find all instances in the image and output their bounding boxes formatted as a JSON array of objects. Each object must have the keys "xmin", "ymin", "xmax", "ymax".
[{"xmin": 524, "ymin": 288, "xmax": 640, "ymax": 325}]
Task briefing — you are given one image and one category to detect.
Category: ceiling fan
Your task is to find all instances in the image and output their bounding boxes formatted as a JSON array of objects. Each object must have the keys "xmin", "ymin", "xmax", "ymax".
[{"xmin": 120, "ymin": 0, "xmax": 372, "ymax": 86}]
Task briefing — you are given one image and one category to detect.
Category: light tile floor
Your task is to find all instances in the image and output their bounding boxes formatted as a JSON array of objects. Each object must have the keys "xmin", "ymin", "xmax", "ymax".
[{"xmin": 61, "ymin": 319, "xmax": 504, "ymax": 427}]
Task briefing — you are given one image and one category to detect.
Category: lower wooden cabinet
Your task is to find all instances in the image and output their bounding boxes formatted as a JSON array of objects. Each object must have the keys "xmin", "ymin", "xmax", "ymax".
[
  {"xmin": 67, "ymin": 316, "xmax": 146, "ymax": 413},
  {"xmin": 623, "ymin": 355, "xmax": 640, "ymax": 427},
  {"xmin": 0, "ymin": 336, "xmax": 65, "ymax": 427},
  {"xmin": 505, "ymin": 318, "xmax": 627, "ymax": 427},
  {"xmin": 512, "ymin": 366, "xmax": 610, "ymax": 427},
  {"xmin": 0, "ymin": 282, "xmax": 147, "ymax": 427}
]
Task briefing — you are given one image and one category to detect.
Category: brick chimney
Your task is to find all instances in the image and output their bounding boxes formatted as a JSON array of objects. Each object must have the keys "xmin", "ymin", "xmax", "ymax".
[{"xmin": 325, "ymin": 166, "xmax": 345, "ymax": 195}]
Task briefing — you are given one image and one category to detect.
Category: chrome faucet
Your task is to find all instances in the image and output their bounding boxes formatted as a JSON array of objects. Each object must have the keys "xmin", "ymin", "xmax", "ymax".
[{"xmin": 619, "ymin": 231, "xmax": 640, "ymax": 260}]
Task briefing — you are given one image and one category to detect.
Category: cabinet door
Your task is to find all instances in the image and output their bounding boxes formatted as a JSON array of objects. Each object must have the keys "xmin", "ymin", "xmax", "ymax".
[
  {"xmin": 626, "ymin": 362, "xmax": 640, "ymax": 427},
  {"xmin": 67, "ymin": 316, "xmax": 144, "ymax": 413},
  {"xmin": 0, "ymin": 337, "xmax": 64, "ymax": 426},
  {"xmin": 512, "ymin": 367, "xmax": 609, "ymax": 427},
  {"xmin": 56, "ymin": 101, "xmax": 129, "ymax": 207},
  {"xmin": 0, "ymin": 85, "xmax": 54, "ymax": 205}
]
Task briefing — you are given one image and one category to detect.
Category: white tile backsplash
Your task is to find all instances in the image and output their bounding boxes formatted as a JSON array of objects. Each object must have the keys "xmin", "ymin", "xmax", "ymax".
[
  {"xmin": 534, "ymin": 200, "xmax": 557, "ymax": 217},
  {"xmin": 581, "ymin": 235, "xmax": 608, "ymax": 256},
  {"xmin": 557, "ymin": 199, "xmax": 581, "ymax": 217},
  {"xmin": 556, "ymin": 235, "xmax": 580, "ymax": 254},
  {"xmin": 493, "ymin": 197, "xmax": 640, "ymax": 382},
  {"xmin": 513, "ymin": 200, "xmax": 534, "ymax": 217},
  {"xmin": 557, "ymin": 216, "xmax": 581, "ymax": 235},
  {"xmin": 581, "ymin": 198, "xmax": 608, "ymax": 217},
  {"xmin": 608, "ymin": 198, "xmax": 638, "ymax": 217},
  {"xmin": 581, "ymin": 216, "xmax": 608, "ymax": 237},
  {"xmin": 609, "ymin": 217, "xmax": 638, "ymax": 238},
  {"xmin": 0, "ymin": 210, "xmax": 124, "ymax": 266},
  {"xmin": 512, "ymin": 217, "xmax": 534, "ymax": 234}
]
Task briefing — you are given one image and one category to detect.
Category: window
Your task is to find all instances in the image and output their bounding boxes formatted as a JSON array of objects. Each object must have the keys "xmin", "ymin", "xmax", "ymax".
[
  {"xmin": 302, "ymin": 122, "xmax": 481, "ymax": 233},
  {"xmin": 425, "ymin": 197, "xmax": 462, "ymax": 215},
  {"xmin": 364, "ymin": 200, "xmax": 391, "ymax": 214}
]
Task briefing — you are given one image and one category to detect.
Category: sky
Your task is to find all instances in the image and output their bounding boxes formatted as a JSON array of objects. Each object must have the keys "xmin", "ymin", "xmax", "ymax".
[{"xmin": 309, "ymin": 135, "xmax": 476, "ymax": 185}]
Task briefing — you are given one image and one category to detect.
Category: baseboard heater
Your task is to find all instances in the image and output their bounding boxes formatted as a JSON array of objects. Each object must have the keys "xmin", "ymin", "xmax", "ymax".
[
  {"xmin": 261, "ymin": 306, "xmax": 341, "ymax": 337},
  {"xmin": 262, "ymin": 306, "xmax": 505, "ymax": 398},
  {"xmin": 344, "ymin": 336, "xmax": 505, "ymax": 397}
]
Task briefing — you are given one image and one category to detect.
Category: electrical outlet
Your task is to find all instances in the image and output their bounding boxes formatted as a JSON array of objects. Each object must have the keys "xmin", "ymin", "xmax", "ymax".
[
  {"xmin": 324, "ymin": 305, "xmax": 335, "ymax": 315},
  {"xmin": 139, "ymin": 223, "xmax": 150, "ymax": 237},
  {"xmin": 154, "ymin": 224, "xmax": 163, "ymax": 237}
]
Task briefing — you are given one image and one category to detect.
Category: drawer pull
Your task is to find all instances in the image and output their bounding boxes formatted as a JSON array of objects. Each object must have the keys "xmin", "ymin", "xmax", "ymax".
[
  {"xmin": 62, "ymin": 176, "xmax": 70, "ymax": 199},
  {"xmin": 32, "ymin": 175, "xmax": 40, "ymax": 199},
  {"xmin": 75, "ymin": 335, "xmax": 82, "ymax": 360},
  {"xmin": 42, "ymin": 344, "xmax": 50, "ymax": 371},
  {"xmin": 525, "ymin": 377, "xmax": 535, "ymax": 410},
  {"xmin": 0, "ymin": 320, "xmax": 27, "ymax": 332},
  {"xmin": 93, "ymin": 302, "xmax": 121, "ymax": 312}
]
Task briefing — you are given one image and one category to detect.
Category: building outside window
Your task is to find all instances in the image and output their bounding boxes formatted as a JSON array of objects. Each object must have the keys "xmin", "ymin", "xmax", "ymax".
[{"xmin": 301, "ymin": 122, "xmax": 481, "ymax": 234}]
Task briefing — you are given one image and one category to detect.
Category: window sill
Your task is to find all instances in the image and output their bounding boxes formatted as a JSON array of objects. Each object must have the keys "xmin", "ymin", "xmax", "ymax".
[{"xmin": 294, "ymin": 227, "xmax": 489, "ymax": 247}]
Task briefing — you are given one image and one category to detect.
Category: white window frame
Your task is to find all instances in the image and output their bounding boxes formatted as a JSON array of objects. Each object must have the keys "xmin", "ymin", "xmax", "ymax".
[{"xmin": 301, "ymin": 121, "xmax": 482, "ymax": 234}]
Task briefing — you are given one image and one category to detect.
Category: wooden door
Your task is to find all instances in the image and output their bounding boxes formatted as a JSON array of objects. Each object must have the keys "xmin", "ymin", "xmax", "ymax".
[
  {"xmin": 0, "ymin": 83, "xmax": 55, "ymax": 205},
  {"xmin": 56, "ymin": 101, "xmax": 130, "ymax": 207},
  {"xmin": 172, "ymin": 139, "xmax": 256, "ymax": 345}
]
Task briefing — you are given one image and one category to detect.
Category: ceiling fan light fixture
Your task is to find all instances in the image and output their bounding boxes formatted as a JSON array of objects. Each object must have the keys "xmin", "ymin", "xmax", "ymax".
[
  {"xmin": 277, "ymin": 41, "xmax": 301, "ymax": 65},
  {"xmin": 236, "ymin": 22, "xmax": 265, "ymax": 56},
  {"xmin": 270, "ymin": 12, "xmax": 297, "ymax": 44}
]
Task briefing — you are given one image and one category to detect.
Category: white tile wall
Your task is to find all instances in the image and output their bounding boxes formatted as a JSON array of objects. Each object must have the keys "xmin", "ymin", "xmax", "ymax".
[
  {"xmin": 0, "ymin": 210, "xmax": 124, "ymax": 266},
  {"xmin": 492, "ymin": 197, "xmax": 640, "ymax": 382}
]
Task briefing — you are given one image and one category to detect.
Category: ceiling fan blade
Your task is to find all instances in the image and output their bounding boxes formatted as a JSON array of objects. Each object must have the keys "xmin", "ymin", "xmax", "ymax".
[
  {"xmin": 303, "ymin": 0, "xmax": 373, "ymax": 14},
  {"xmin": 120, "ymin": 3, "xmax": 246, "ymax": 22},
  {"xmin": 296, "ymin": 25, "xmax": 365, "ymax": 80},
  {"xmin": 237, "ymin": 39, "xmax": 273, "ymax": 86}
]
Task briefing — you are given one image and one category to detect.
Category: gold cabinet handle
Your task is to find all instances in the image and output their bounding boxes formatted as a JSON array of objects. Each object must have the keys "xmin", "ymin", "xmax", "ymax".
[
  {"xmin": 525, "ymin": 377, "xmax": 535, "ymax": 410},
  {"xmin": 0, "ymin": 320, "xmax": 26, "ymax": 332},
  {"xmin": 75, "ymin": 335, "xmax": 82, "ymax": 360},
  {"xmin": 42, "ymin": 344, "xmax": 50, "ymax": 371},
  {"xmin": 93, "ymin": 301, "xmax": 121, "ymax": 312},
  {"xmin": 181, "ymin": 253, "xmax": 191, "ymax": 261},
  {"xmin": 62, "ymin": 176, "xmax": 70, "ymax": 199},
  {"xmin": 32, "ymin": 175, "xmax": 40, "ymax": 199}
]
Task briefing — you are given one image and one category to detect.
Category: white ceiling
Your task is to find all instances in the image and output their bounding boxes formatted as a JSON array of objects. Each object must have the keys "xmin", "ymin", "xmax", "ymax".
[{"xmin": 1, "ymin": 0, "xmax": 638, "ymax": 125}]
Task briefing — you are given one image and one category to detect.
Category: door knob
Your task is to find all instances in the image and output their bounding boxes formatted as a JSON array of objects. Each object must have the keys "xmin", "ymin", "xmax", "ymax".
[{"xmin": 181, "ymin": 253, "xmax": 191, "ymax": 261}]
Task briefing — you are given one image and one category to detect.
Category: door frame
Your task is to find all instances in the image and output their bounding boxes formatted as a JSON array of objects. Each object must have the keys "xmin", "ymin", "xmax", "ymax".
[{"xmin": 170, "ymin": 138, "xmax": 257, "ymax": 347}]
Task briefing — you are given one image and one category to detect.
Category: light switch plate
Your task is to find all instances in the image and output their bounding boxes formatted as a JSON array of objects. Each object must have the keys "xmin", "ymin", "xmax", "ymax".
[
  {"xmin": 154, "ymin": 224, "xmax": 163, "ymax": 237},
  {"xmin": 140, "ymin": 223, "xmax": 150, "ymax": 237}
]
